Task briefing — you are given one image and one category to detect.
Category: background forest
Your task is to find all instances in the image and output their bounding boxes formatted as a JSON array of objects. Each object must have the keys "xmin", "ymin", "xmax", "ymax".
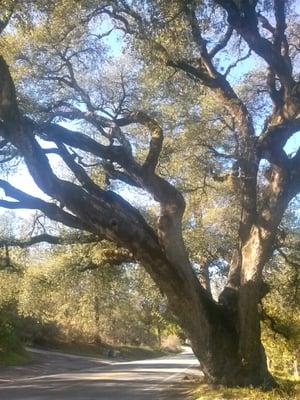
[
  {"xmin": 0, "ymin": 216, "xmax": 182, "ymax": 361},
  {"xmin": 0, "ymin": 207, "xmax": 299, "ymax": 378}
]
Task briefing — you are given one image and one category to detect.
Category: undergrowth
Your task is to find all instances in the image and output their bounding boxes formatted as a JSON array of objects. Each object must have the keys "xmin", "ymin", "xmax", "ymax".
[{"xmin": 192, "ymin": 375, "xmax": 300, "ymax": 400}]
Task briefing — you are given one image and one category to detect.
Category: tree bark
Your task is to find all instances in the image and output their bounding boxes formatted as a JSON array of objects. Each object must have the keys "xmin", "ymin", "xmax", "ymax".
[
  {"xmin": 237, "ymin": 226, "xmax": 275, "ymax": 386},
  {"xmin": 293, "ymin": 357, "xmax": 299, "ymax": 378}
]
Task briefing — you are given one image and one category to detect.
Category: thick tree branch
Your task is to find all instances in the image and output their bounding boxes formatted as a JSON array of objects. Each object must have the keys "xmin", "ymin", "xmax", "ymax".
[
  {"xmin": 258, "ymin": 13, "xmax": 275, "ymax": 35},
  {"xmin": 0, "ymin": 233, "xmax": 100, "ymax": 248},
  {"xmin": 55, "ymin": 141, "xmax": 106, "ymax": 198},
  {"xmin": 259, "ymin": 118, "xmax": 300, "ymax": 157},
  {"xmin": 0, "ymin": 180, "xmax": 93, "ymax": 232},
  {"xmin": 215, "ymin": 0, "xmax": 294, "ymax": 92},
  {"xmin": 103, "ymin": 162, "xmax": 142, "ymax": 188},
  {"xmin": 35, "ymin": 120, "xmax": 132, "ymax": 167},
  {"xmin": 273, "ymin": 0, "xmax": 291, "ymax": 71},
  {"xmin": 183, "ymin": 3, "xmax": 218, "ymax": 79},
  {"xmin": 32, "ymin": 117, "xmax": 181, "ymax": 211},
  {"xmin": 167, "ymin": 59, "xmax": 216, "ymax": 87},
  {"xmin": 154, "ymin": 6, "xmax": 256, "ymax": 146}
]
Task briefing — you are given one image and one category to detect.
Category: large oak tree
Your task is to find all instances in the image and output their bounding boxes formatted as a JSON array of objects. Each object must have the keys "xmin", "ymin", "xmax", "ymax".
[{"xmin": 0, "ymin": 0, "xmax": 300, "ymax": 387}]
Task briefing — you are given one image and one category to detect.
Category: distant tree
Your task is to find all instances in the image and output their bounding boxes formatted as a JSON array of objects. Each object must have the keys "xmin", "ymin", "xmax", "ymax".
[
  {"xmin": 0, "ymin": 0, "xmax": 300, "ymax": 387},
  {"xmin": 15, "ymin": 241, "xmax": 172, "ymax": 347},
  {"xmin": 262, "ymin": 257, "xmax": 300, "ymax": 376}
]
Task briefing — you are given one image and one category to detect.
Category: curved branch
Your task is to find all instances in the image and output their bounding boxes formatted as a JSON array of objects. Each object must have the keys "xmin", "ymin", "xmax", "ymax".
[
  {"xmin": 209, "ymin": 25, "xmax": 234, "ymax": 58},
  {"xmin": 0, "ymin": 56, "xmax": 19, "ymax": 123},
  {"xmin": 215, "ymin": 0, "xmax": 294, "ymax": 91},
  {"xmin": 55, "ymin": 141, "xmax": 105, "ymax": 198},
  {"xmin": 273, "ymin": 0, "xmax": 291, "ymax": 69},
  {"xmin": 130, "ymin": 111, "xmax": 163, "ymax": 173},
  {"xmin": 0, "ymin": 233, "xmax": 100, "ymax": 248},
  {"xmin": 259, "ymin": 118, "xmax": 300, "ymax": 156},
  {"xmin": 258, "ymin": 13, "xmax": 275, "ymax": 35},
  {"xmin": 35, "ymin": 120, "xmax": 133, "ymax": 167},
  {"xmin": 103, "ymin": 162, "xmax": 141, "ymax": 188}
]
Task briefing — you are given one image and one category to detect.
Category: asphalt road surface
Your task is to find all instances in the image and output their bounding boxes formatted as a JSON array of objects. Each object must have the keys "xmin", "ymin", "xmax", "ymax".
[{"xmin": 0, "ymin": 347, "xmax": 200, "ymax": 399}]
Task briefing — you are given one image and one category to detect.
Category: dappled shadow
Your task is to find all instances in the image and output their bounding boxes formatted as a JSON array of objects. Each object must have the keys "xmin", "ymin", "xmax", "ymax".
[
  {"xmin": 0, "ymin": 351, "xmax": 196, "ymax": 381},
  {"xmin": 0, "ymin": 353, "xmax": 200, "ymax": 399},
  {"xmin": 0, "ymin": 352, "xmax": 108, "ymax": 381},
  {"xmin": 0, "ymin": 376, "xmax": 190, "ymax": 399}
]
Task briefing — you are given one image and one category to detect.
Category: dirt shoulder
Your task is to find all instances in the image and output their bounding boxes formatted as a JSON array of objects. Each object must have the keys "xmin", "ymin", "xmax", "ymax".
[{"xmin": 160, "ymin": 366, "xmax": 202, "ymax": 400}]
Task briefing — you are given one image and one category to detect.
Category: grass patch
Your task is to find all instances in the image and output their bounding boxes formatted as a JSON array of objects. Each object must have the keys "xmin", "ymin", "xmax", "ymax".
[
  {"xmin": 31, "ymin": 340, "xmax": 168, "ymax": 361},
  {"xmin": 114, "ymin": 344, "xmax": 168, "ymax": 361},
  {"xmin": 32, "ymin": 341, "xmax": 109, "ymax": 359},
  {"xmin": 0, "ymin": 348, "xmax": 30, "ymax": 366},
  {"xmin": 191, "ymin": 376, "xmax": 300, "ymax": 400}
]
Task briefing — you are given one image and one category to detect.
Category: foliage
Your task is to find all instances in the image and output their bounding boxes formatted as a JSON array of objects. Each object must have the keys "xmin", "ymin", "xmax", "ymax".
[
  {"xmin": 161, "ymin": 334, "xmax": 182, "ymax": 352},
  {"xmin": 0, "ymin": 239, "xmax": 180, "ymax": 349},
  {"xmin": 192, "ymin": 376, "xmax": 300, "ymax": 400},
  {"xmin": 0, "ymin": 269, "xmax": 28, "ymax": 365},
  {"xmin": 262, "ymin": 252, "xmax": 300, "ymax": 375}
]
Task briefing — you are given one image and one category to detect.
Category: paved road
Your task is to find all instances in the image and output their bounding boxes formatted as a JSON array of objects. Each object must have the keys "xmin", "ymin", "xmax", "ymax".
[{"xmin": 0, "ymin": 348, "xmax": 200, "ymax": 399}]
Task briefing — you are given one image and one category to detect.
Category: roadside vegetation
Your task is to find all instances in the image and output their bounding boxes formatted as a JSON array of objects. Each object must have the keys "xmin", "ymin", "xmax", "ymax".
[
  {"xmin": 0, "ymin": 233, "xmax": 182, "ymax": 365},
  {"xmin": 192, "ymin": 376, "xmax": 300, "ymax": 400}
]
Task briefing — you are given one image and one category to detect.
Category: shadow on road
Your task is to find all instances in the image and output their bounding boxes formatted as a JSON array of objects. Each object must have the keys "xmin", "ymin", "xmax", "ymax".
[{"xmin": 0, "ymin": 348, "xmax": 200, "ymax": 399}]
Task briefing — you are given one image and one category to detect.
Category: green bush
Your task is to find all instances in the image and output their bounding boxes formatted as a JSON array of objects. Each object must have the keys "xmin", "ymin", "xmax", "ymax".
[{"xmin": 0, "ymin": 310, "xmax": 22, "ymax": 352}]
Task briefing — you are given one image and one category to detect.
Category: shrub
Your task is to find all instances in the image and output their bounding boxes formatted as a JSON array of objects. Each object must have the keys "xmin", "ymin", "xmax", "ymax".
[{"xmin": 161, "ymin": 334, "xmax": 182, "ymax": 352}]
